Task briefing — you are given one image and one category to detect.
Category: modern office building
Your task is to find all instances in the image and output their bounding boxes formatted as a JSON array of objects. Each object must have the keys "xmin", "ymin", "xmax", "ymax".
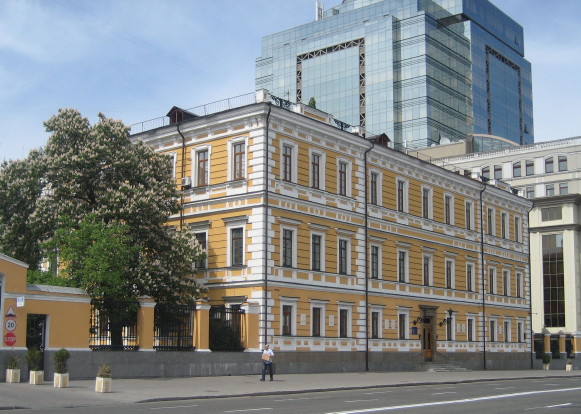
[
  {"xmin": 430, "ymin": 136, "xmax": 581, "ymax": 362},
  {"xmin": 256, "ymin": 0, "xmax": 533, "ymax": 152},
  {"xmin": 128, "ymin": 90, "xmax": 532, "ymax": 371}
]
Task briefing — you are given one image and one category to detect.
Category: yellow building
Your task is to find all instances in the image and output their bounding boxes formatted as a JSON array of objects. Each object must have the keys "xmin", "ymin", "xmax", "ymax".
[{"xmin": 130, "ymin": 90, "xmax": 533, "ymax": 371}]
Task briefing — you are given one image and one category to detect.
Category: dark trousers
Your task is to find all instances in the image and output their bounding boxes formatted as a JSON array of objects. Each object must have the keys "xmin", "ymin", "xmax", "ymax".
[{"xmin": 262, "ymin": 362, "xmax": 273, "ymax": 380}]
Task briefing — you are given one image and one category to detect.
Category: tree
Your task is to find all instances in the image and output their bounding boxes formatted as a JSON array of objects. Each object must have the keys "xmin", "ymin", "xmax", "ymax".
[
  {"xmin": 308, "ymin": 97, "xmax": 317, "ymax": 108},
  {"xmin": 0, "ymin": 109, "xmax": 206, "ymax": 347}
]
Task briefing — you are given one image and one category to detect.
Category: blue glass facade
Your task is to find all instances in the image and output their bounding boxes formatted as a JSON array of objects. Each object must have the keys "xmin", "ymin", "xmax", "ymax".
[{"xmin": 256, "ymin": 0, "xmax": 533, "ymax": 150}]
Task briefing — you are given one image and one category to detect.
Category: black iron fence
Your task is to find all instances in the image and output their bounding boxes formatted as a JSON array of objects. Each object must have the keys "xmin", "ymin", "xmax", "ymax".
[
  {"xmin": 209, "ymin": 306, "xmax": 245, "ymax": 352},
  {"xmin": 89, "ymin": 300, "xmax": 140, "ymax": 351},
  {"xmin": 154, "ymin": 303, "xmax": 196, "ymax": 351}
]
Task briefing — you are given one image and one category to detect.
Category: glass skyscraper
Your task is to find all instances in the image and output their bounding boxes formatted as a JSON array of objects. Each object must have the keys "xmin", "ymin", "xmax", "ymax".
[{"xmin": 256, "ymin": 0, "xmax": 533, "ymax": 150}]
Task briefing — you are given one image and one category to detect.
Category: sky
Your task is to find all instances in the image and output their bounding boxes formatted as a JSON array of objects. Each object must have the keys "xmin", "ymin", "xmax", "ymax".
[{"xmin": 1, "ymin": 0, "xmax": 580, "ymax": 162}]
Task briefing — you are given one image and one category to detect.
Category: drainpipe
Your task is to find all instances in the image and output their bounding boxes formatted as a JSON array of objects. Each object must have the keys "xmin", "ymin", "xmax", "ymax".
[
  {"xmin": 527, "ymin": 201, "xmax": 534, "ymax": 369},
  {"xmin": 177, "ymin": 123, "xmax": 187, "ymax": 230},
  {"xmin": 363, "ymin": 138, "xmax": 374, "ymax": 372},
  {"xmin": 263, "ymin": 103, "xmax": 272, "ymax": 347},
  {"xmin": 479, "ymin": 182, "xmax": 487, "ymax": 370}
]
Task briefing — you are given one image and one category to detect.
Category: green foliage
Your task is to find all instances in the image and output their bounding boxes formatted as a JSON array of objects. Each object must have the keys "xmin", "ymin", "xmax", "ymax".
[
  {"xmin": 25, "ymin": 347, "xmax": 43, "ymax": 371},
  {"xmin": 54, "ymin": 348, "xmax": 70, "ymax": 374},
  {"xmin": 543, "ymin": 353, "xmax": 551, "ymax": 364},
  {"xmin": 27, "ymin": 270, "xmax": 74, "ymax": 287},
  {"xmin": 6, "ymin": 355, "xmax": 19, "ymax": 370},
  {"xmin": 0, "ymin": 109, "xmax": 206, "ymax": 305},
  {"xmin": 97, "ymin": 363, "xmax": 112, "ymax": 378},
  {"xmin": 307, "ymin": 97, "xmax": 317, "ymax": 108}
]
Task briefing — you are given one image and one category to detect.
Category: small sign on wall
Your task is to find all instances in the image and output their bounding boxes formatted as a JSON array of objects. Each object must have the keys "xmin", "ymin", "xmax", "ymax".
[{"xmin": 16, "ymin": 297, "xmax": 24, "ymax": 307}]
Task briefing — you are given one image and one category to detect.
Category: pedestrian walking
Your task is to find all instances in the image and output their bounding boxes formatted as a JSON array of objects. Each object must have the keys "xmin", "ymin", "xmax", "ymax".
[{"xmin": 260, "ymin": 344, "xmax": 274, "ymax": 381}]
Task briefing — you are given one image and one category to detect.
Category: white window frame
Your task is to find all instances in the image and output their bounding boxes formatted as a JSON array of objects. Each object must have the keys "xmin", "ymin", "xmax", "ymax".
[
  {"xmin": 503, "ymin": 319, "xmax": 512, "ymax": 343},
  {"xmin": 280, "ymin": 140, "xmax": 298, "ymax": 183},
  {"xmin": 487, "ymin": 207, "xmax": 496, "ymax": 236},
  {"xmin": 444, "ymin": 193, "xmax": 455, "ymax": 225},
  {"xmin": 422, "ymin": 253, "xmax": 433, "ymax": 286},
  {"xmin": 465, "ymin": 200, "xmax": 474, "ymax": 230},
  {"xmin": 337, "ymin": 237, "xmax": 351, "ymax": 275},
  {"xmin": 489, "ymin": 318, "xmax": 497, "ymax": 342},
  {"xmin": 309, "ymin": 149, "xmax": 326, "ymax": 190},
  {"xmin": 397, "ymin": 307, "xmax": 410, "ymax": 340},
  {"xmin": 397, "ymin": 248, "xmax": 409, "ymax": 283},
  {"xmin": 223, "ymin": 216, "xmax": 247, "ymax": 267},
  {"xmin": 280, "ymin": 298, "xmax": 298, "ymax": 336},
  {"xmin": 370, "ymin": 306, "xmax": 383, "ymax": 339},
  {"xmin": 445, "ymin": 258, "xmax": 455, "ymax": 289},
  {"xmin": 517, "ymin": 319, "xmax": 525, "ymax": 343},
  {"xmin": 396, "ymin": 177, "xmax": 409, "ymax": 213},
  {"xmin": 516, "ymin": 271, "xmax": 523, "ymax": 298},
  {"xmin": 502, "ymin": 269, "xmax": 511, "ymax": 296},
  {"xmin": 488, "ymin": 267, "xmax": 497, "ymax": 295},
  {"xmin": 514, "ymin": 216, "xmax": 522, "ymax": 243},
  {"xmin": 310, "ymin": 231, "xmax": 326, "ymax": 272},
  {"xmin": 501, "ymin": 212, "xmax": 509, "ymax": 239},
  {"xmin": 192, "ymin": 146, "xmax": 211, "ymax": 187},
  {"xmin": 337, "ymin": 303, "xmax": 353, "ymax": 338},
  {"xmin": 467, "ymin": 315, "xmax": 476, "ymax": 342},
  {"xmin": 466, "ymin": 261, "xmax": 476, "ymax": 292},
  {"xmin": 369, "ymin": 169, "xmax": 383, "ymax": 205},
  {"xmin": 421, "ymin": 185, "xmax": 433, "ymax": 220},
  {"xmin": 336, "ymin": 158, "xmax": 352, "ymax": 197},
  {"xmin": 370, "ymin": 244, "xmax": 382, "ymax": 279},
  {"xmin": 168, "ymin": 152, "xmax": 177, "ymax": 178},
  {"xmin": 309, "ymin": 300, "xmax": 327, "ymax": 337},
  {"xmin": 228, "ymin": 136, "xmax": 247, "ymax": 181},
  {"xmin": 281, "ymin": 226, "xmax": 297, "ymax": 268}
]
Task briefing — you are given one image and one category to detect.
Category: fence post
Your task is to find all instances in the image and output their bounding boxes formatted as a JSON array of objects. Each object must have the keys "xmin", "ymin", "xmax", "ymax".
[
  {"xmin": 240, "ymin": 302, "xmax": 261, "ymax": 351},
  {"xmin": 195, "ymin": 300, "xmax": 211, "ymax": 351},
  {"xmin": 138, "ymin": 300, "xmax": 155, "ymax": 350}
]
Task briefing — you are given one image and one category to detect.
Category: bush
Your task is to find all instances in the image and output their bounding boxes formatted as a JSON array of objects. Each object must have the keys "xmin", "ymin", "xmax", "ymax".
[
  {"xmin": 542, "ymin": 353, "xmax": 551, "ymax": 364},
  {"xmin": 6, "ymin": 355, "xmax": 19, "ymax": 370},
  {"xmin": 54, "ymin": 348, "xmax": 70, "ymax": 374},
  {"xmin": 97, "ymin": 363, "xmax": 112, "ymax": 378},
  {"xmin": 25, "ymin": 347, "xmax": 43, "ymax": 371}
]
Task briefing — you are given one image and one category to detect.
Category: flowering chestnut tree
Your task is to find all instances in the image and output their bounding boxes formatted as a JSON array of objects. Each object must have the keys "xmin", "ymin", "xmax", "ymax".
[{"xmin": 0, "ymin": 109, "xmax": 205, "ymax": 308}]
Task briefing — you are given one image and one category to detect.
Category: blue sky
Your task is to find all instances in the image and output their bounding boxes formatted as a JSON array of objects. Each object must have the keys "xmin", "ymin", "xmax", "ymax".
[{"xmin": 1, "ymin": 0, "xmax": 580, "ymax": 161}]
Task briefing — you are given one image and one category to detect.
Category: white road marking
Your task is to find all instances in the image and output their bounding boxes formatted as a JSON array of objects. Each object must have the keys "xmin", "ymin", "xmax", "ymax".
[
  {"xmin": 365, "ymin": 391, "xmax": 393, "ymax": 395},
  {"xmin": 433, "ymin": 386, "xmax": 455, "ymax": 390},
  {"xmin": 525, "ymin": 403, "xmax": 572, "ymax": 410},
  {"xmin": 151, "ymin": 405, "xmax": 199, "ymax": 410},
  {"xmin": 224, "ymin": 409, "xmax": 273, "ymax": 413},
  {"xmin": 431, "ymin": 392, "xmax": 457, "ymax": 396},
  {"xmin": 345, "ymin": 399, "xmax": 380, "ymax": 403},
  {"xmin": 325, "ymin": 386, "xmax": 581, "ymax": 414},
  {"xmin": 274, "ymin": 396, "xmax": 326, "ymax": 401}
]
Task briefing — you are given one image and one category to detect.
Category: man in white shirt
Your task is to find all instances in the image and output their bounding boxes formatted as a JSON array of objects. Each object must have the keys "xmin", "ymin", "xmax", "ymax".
[{"xmin": 260, "ymin": 344, "xmax": 274, "ymax": 381}]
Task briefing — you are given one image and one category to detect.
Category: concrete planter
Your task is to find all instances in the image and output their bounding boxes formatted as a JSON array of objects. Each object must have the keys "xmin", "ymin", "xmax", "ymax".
[
  {"xmin": 29, "ymin": 370, "xmax": 44, "ymax": 385},
  {"xmin": 95, "ymin": 377, "xmax": 112, "ymax": 393},
  {"xmin": 6, "ymin": 369, "xmax": 20, "ymax": 383},
  {"xmin": 543, "ymin": 363, "xmax": 550, "ymax": 371},
  {"xmin": 566, "ymin": 364, "xmax": 573, "ymax": 371},
  {"xmin": 53, "ymin": 373, "xmax": 69, "ymax": 388}
]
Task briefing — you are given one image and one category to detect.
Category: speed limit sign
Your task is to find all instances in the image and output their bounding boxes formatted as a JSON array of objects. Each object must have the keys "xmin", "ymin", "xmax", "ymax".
[{"xmin": 4, "ymin": 318, "xmax": 16, "ymax": 332}]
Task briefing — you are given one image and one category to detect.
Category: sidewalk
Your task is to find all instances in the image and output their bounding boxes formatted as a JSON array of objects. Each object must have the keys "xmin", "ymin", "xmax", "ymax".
[{"xmin": 1, "ymin": 370, "xmax": 580, "ymax": 410}]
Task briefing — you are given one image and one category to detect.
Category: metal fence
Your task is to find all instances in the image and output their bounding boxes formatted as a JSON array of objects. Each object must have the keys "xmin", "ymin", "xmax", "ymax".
[
  {"xmin": 209, "ymin": 306, "xmax": 245, "ymax": 352},
  {"xmin": 89, "ymin": 300, "xmax": 140, "ymax": 351},
  {"xmin": 153, "ymin": 303, "xmax": 196, "ymax": 351}
]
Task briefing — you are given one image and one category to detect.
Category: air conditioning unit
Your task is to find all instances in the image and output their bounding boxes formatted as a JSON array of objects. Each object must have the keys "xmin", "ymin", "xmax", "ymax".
[{"xmin": 181, "ymin": 177, "xmax": 192, "ymax": 188}]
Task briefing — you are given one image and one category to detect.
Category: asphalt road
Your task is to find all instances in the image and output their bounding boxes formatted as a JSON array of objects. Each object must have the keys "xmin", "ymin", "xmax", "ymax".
[{"xmin": 11, "ymin": 377, "xmax": 581, "ymax": 414}]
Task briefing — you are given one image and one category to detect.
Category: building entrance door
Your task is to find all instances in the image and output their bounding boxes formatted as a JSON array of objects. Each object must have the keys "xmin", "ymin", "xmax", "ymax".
[
  {"xmin": 422, "ymin": 317, "xmax": 433, "ymax": 362},
  {"xmin": 26, "ymin": 314, "xmax": 47, "ymax": 371}
]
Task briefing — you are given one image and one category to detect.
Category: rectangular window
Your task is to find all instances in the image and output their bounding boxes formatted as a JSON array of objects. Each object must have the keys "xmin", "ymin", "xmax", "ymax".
[
  {"xmin": 283, "ymin": 229, "xmax": 293, "ymax": 267},
  {"xmin": 312, "ymin": 234, "xmax": 321, "ymax": 271},
  {"xmin": 494, "ymin": 165, "xmax": 502, "ymax": 180},
  {"xmin": 339, "ymin": 309, "xmax": 348, "ymax": 338},
  {"xmin": 371, "ymin": 311, "xmax": 379, "ymax": 339},
  {"xmin": 514, "ymin": 217, "xmax": 522, "ymax": 242},
  {"xmin": 233, "ymin": 142, "xmax": 245, "ymax": 180},
  {"xmin": 541, "ymin": 207, "xmax": 562, "ymax": 221},
  {"xmin": 546, "ymin": 184, "xmax": 554, "ymax": 196},
  {"xmin": 195, "ymin": 232, "xmax": 207, "ymax": 269},
  {"xmin": 517, "ymin": 321, "xmax": 524, "ymax": 343},
  {"xmin": 558, "ymin": 156, "xmax": 568, "ymax": 172},
  {"xmin": 398, "ymin": 251, "xmax": 407, "ymax": 282},
  {"xmin": 370, "ymin": 172, "xmax": 378, "ymax": 205},
  {"xmin": 444, "ymin": 195, "xmax": 452, "ymax": 224},
  {"xmin": 398, "ymin": 313, "xmax": 407, "ymax": 340},
  {"xmin": 422, "ymin": 188, "xmax": 430, "ymax": 219},
  {"xmin": 423, "ymin": 256, "xmax": 431, "ymax": 286},
  {"xmin": 231, "ymin": 228, "xmax": 243, "ymax": 266},
  {"xmin": 446, "ymin": 260, "xmax": 454, "ymax": 289},
  {"xmin": 513, "ymin": 161, "xmax": 521, "ymax": 178},
  {"xmin": 338, "ymin": 239, "xmax": 348, "ymax": 275},
  {"xmin": 371, "ymin": 246, "xmax": 379, "ymax": 279},
  {"xmin": 338, "ymin": 162, "xmax": 347, "ymax": 196},
  {"xmin": 526, "ymin": 187, "xmax": 534, "ymax": 199},
  {"xmin": 503, "ymin": 270, "xmax": 509, "ymax": 296},
  {"xmin": 467, "ymin": 263, "xmax": 474, "ymax": 292},
  {"xmin": 465, "ymin": 201, "xmax": 473, "ymax": 230},
  {"xmin": 543, "ymin": 234, "xmax": 565, "ymax": 327},
  {"xmin": 516, "ymin": 272, "xmax": 522, "ymax": 298},
  {"xmin": 559, "ymin": 182, "xmax": 568, "ymax": 195},
  {"xmin": 468, "ymin": 318, "xmax": 474, "ymax": 342},
  {"xmin": 490, "ymin": 320, "xmax": 496, "ymax": 342},
  {"xmin": 312, "ymin": 307, "xmax": 321, "ymax": 337},
  {"xmin": 545, "ymin": 157, "xmax": 554, "ymax": 174},
  {"xmin": 282, "ymin": 305, "xmax": 292, "ymax": 336},
  {"xmin": 501, "ymin": 213, "xmax": 508, "ymax": 239},
  {"xmin": 487, "ymin": 208, "xmax": 494, "ymax": 236},
  {"xmin": 504, "ymin": 321, "xmax": 510, "ymax": 343},
  {"xmin": 282, "ymin": 145, "xmax": 292, "ymax": 182},
  {"xmin": 525, "ymin": 160, "xmax": 534, "ymax": 176},
  {"xmin": 196, "ymin": 149, "xmax": 208, "ymax": 186},
  {"xmin": 397, "ymin": 180, "xmax": 405, "ymax": 212},
  {"xmin": 311, "ymin": 154, "xmax": 320, "ymax": 189},
  {"xmin": 489, "ymin": 268, "xmax": 495, "ymax": 294}
]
